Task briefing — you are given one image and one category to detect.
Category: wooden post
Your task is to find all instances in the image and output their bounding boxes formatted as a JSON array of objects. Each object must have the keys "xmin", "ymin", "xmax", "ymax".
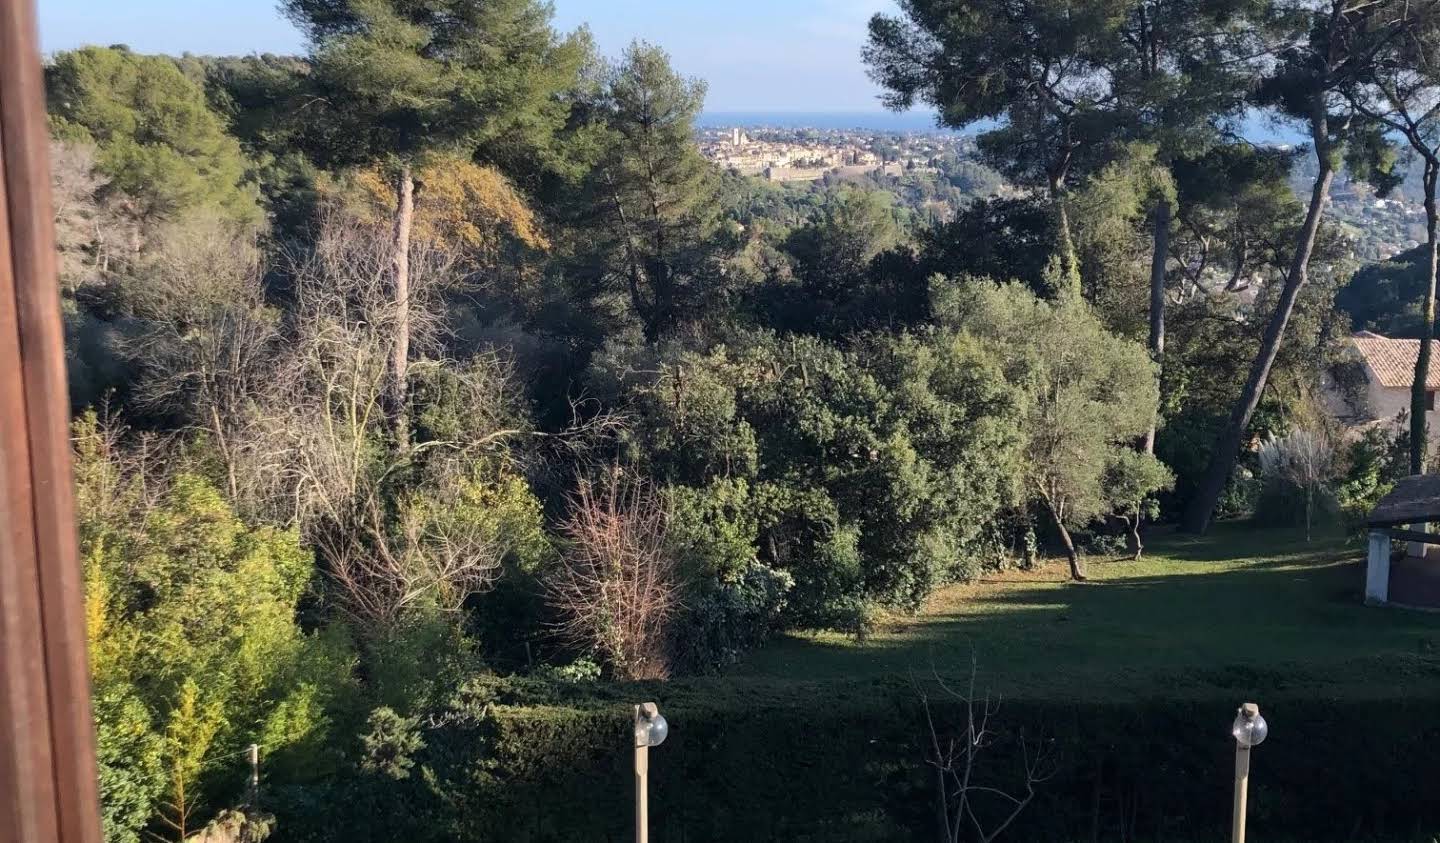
[
  {"xmin": 1231, "ymin": 744, "xmax": 1251, "ymax": 843},
  {"xmin": 1231, "ymin": 701, "xmax": 1264, "ymax": 843},
  {"xmin": 0, "ymin": 1, "xmax": 104, "ymax": 841},
  {"xmin": 1367, "ymin": 529, "xmax": 1392, "ymax": 605},
  {"xmin": 634, "ymin": 705, "xmax": 649, "ymax": 843}
]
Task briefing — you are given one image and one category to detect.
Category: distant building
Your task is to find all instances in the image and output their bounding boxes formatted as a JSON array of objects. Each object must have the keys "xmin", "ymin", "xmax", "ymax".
[{"xmin": 1335, "ymin": 331, "xmax": 1440, "ymax": 440}]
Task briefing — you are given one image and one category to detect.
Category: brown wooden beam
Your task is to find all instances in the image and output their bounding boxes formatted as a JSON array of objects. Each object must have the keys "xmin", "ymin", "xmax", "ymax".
[
  {"xmin": 0, "ymin": 127, "xmax": 60, "ymax": 843},
  {"xmin": 0, "ymin": 0, "xmax": 103, "ymax": 841}
]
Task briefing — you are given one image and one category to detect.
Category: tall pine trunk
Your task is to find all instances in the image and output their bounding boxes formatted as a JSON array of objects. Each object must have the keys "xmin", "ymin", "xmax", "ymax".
[
  {"xmin": 1182, "ymin": 114, "xmax": 1335, "ymax": 533},
  {"xmin": 1054, "ymin": 197, "xmax": 1082, "ymax": 299},
  {"xmin": 386, "ymin": 165, "xmax": 414, "ymax": 445},
  {"xmin": 1048, "ymin": 165, "xmax": 1080, "ymax": 299},
  {"xmin": 1410, "ymin": 160, "xmax": 1439, "ymax": 474},
  {"xmin": 1144, "ymin": 201, "xmax": 1171, "ymax": 455}
]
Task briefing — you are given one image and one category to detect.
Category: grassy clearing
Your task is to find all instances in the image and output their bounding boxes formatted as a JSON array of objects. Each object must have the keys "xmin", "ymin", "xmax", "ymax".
[{"xmin": 729, "ymin": 523, "xmax": 1440, "ymax": 701}]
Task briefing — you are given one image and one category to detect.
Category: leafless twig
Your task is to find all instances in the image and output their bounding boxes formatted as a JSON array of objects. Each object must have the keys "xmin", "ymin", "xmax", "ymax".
[
  {"xmin": 915, "ymin": 657, "xmax": 1057, "ymax": 843},
  {"xmin": 547, "ymin": 467, "xmax": 678, "ymax": 680}
]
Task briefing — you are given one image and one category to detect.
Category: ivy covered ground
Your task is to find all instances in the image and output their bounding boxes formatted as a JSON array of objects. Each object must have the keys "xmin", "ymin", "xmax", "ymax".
[{"xmin": 731, "ymin": 524, "xmax": 1440, "ymax": 702}]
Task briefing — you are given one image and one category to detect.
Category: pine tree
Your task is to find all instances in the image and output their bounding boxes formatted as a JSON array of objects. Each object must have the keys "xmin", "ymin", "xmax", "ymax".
[
  {"xmin": 581, "ymin": 41, "xmax": 724, "ymax": 343},
  {"xmin": 865, "ymin": 0, "xmax": 1134, "ymax": 297},
  {"xmin": 1182, "ymin": 0, "xmax": 1403, "ymax": 531},
  {"xmin": 1339, "ymin": 0, "xmax": 1440, "ymax": 473}
]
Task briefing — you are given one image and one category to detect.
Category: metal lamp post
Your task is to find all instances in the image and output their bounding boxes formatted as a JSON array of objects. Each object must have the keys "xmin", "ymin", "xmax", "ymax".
[
  {"xmin": 633, "ymin": 702, "xmax": 668, "ymax": 843},
  {"xmin": 1230, "ymin": 702, "xmax": 1268, "ymax": 843}
]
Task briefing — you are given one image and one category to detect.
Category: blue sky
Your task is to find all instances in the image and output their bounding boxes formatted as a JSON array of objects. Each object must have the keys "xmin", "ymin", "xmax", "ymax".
[{"xmin": 36, "ymin": 0, "xmax": 900, "ymax": 111}]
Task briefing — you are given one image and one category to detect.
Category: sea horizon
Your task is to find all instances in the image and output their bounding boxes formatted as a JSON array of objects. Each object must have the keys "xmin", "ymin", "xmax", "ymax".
[{"xmin": 697, "ymin": 110, "xmax": 957, "ymax": 133}]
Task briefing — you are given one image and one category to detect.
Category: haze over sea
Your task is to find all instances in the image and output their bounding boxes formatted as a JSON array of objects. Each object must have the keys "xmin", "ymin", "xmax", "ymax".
[
  {"xmin": 697, "ymin": 111, "xmax": 955, "ymax": 132},
  {"xmin": 699, "ymin": 110, "xmax": 1304, "ymax": 145}
]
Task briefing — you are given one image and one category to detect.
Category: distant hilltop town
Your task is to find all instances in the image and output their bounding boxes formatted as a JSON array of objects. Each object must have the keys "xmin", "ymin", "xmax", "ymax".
[
  {"xmin": 697, "ymin": 125, "xmax": 960, "ymax": 183},
  {"xmin": 700, "ymin": 124, "xmax": 1432, "ymax": 262}
]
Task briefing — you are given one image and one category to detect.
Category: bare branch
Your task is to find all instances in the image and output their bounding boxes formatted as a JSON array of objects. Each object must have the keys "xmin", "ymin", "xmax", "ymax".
[{"xmin": 547, "ymin": 467, "xmax": 679, "ymax": 680}]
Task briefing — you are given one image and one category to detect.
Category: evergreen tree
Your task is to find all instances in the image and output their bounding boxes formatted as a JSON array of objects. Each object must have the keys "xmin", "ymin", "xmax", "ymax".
[
  {"xmin": 1183, "ymin": 0, "xmax": 1403, "ymax": 531},
  {"xmin": 865, "ymin": 0, "xmax": 1133, "ymax": 295},
  {"xmin": 1339, "ymin": 0, "xmax": 1440, "ymax": 473},
  {"xmin": 772, "ymin": 188, "xmax": 903, "ymax": 335},
  {"xmin": 866, "ymin": 0, "xmax": 1271, "ymax": 453},
  {"xmin": 939, "ymin": 282, "xmax": 1168, "ymax": 580},
  {"xmin": 46, "ymin": 46, "xmax": 262, "ymax": 227},
  {"xmin": 576, "ymin": 41, "xmax": 726, "ymax": 343},
  {"xmin": 1108, "ymin": 0, "xmax": 1270, "ymax": 452}
]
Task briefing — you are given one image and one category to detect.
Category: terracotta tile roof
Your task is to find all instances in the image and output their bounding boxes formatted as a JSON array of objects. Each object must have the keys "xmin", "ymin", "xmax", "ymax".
[{"xmin": 1352, "ymin": 331, "xmax": 1440, "ymax": 389}]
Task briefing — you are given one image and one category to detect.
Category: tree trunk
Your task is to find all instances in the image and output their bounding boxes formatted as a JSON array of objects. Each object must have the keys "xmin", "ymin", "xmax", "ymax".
[
  {"xmin": 1181, "ymin": 114, "xmax": 1335, "ymax": 534},
  {"xmin": 385, "ymin": 165, "xmax": 414, "ymax": 446},
  {"xmin": 643, "ymin": 257, "xmax": 672, "ymax": 344},
  {"xmin": 1047, "ymin": 167, "xmax": 1080, "ymax": 300},
  {"xmin": 1054, "ymin": 196, "xmax": 1082, "ymax": 299},
  {"xmin": 1144, "ymin": 201, "xmax": 1170, "ymax": 455},
  {"xmin": 935, "ymin": 766, "xmax": 951, "ymax": 843},
  {"xmin": 209, "ymin": 403, "xmax": 237, "ymax": 503},
  {"xmin": 1410, "ymin": 160, "xmax": 1439, "ymax": 474},
  {"xmin": 1305, "ymin": 483, "xmax": 1313, "ymax": 543},
  {"xmin": 1044, "ymin": 500, "xmax": 1086, "ymax": 581},
  {"xmin": 1128, "ymin": 515, "xmax": 1143, "ymax": 561}
]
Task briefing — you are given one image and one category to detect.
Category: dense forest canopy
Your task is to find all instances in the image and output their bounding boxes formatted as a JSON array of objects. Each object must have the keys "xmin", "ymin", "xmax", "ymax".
[{"xmin": 43, "ymin": 0, "xmax": 1440, "ymax": 840}]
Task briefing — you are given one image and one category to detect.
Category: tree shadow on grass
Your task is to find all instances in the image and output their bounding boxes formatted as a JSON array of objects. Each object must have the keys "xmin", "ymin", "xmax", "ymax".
[
  {"xmin": 1138, "ymin": 521, "xmax": 1358, "ymax": 565},
  {"xmin": 736, "ymin": 536, "xmax": 1440, "ymax": 701}
]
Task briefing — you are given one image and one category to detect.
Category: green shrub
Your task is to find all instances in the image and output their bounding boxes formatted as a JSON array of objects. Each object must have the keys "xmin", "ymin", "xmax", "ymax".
[
  {"xmin": 671, "ymin": 562, "xmax": 793, "ymax": 674},
  {"xmin": 277, "ymin": 676, "xmax": 1440, "ymax": 842},
  {"xmin": 75, "ymin": 416, "xmax": 354, "ymax": 842},
  {"xmin": 532, "ymin": 657, "xmax": 603, "ymax": 683},
  {"xmin": 1337, "ymin": 424, "xmax": 1409, "ymax": 524},
  {"xmin": 592, "ymin": 328, "xmax": 1022, "ymax": 633}
]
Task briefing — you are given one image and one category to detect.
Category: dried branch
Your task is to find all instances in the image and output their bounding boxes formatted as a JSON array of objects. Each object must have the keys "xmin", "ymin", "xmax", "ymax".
[
  {"xmin": 547, "ymin": 467, "xmax": 678, "ymax": 680},
  {"xmin": 916, "ymin": 657, "xmax": 1057, "ymax": 843}
]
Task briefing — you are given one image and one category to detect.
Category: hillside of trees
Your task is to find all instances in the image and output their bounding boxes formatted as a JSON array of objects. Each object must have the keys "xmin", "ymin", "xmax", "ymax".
[{"xmin": 46, "ymin": 0, "xmax": 1440, "ymax": 840}]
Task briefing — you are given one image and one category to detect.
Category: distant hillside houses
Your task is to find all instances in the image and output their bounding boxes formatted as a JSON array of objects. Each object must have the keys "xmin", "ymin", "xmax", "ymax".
[{"xmin": 696, "ymin": 126, "xmax": 948, "ymax": 183}]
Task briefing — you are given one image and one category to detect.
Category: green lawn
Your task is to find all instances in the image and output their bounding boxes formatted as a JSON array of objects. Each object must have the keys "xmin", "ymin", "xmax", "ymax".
[{"xmin": 729, "ymin": 523, "xmax": 1440, "ymax": 702}]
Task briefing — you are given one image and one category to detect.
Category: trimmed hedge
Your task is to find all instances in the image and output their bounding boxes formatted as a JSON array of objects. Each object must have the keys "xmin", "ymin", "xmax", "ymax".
[{"xmin": 278, "ymin": 677, "xmax": 1440, "ymax": 842}]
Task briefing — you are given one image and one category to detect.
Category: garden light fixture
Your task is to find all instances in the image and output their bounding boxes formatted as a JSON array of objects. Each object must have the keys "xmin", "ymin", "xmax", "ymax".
[
  {"xmin": 1231, "ymin": 703, "xmax": 1268, "ymax": 749},
  {"xmin": 633, "ymin": 702, "xmax": 666, "ymax": 843},
  {"xmin": 1231, "ymin": 702, "xmax": 1266, "ymax": 843},
  {"xmin": 635, "ymin": 702, "xmax": 668, "ymax": 748}
]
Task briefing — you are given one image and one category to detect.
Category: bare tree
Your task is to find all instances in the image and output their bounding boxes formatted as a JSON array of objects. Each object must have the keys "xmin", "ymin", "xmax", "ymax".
[
  {"xmin": 548, "ymin": 468, "xmax": 679, "ymax": 680},
  {"xmin": 250, "ymin": 210, "xmax": 513, "ymax": 629},
  {"xmin": 125, "ymin": 202, "xmax": 614, "ymax": 633},
  {"xmin": 916, "ymin": 660, "xmax": 1056, "ymax": 843},
  {"xmin": 71, "ymin": 406, "xmax": 178, "ymax": 527},
  {"xmin": 49, "ymin": 139, "xmax": 140, "ymax": 291},
  {"xmin": 50, "ymin": 139, "xmax": 108, "ymax": 290},
  {"xmin": 314, "ymin": 469, "xmax": 507, "ymax": 629},
  {"xmin": 122, "ymin": 205, "xmax": 509, "ymax": 629},
  {"xmin": 129, "ymin": 213, "xmax": 277, "ymax": 503}
]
